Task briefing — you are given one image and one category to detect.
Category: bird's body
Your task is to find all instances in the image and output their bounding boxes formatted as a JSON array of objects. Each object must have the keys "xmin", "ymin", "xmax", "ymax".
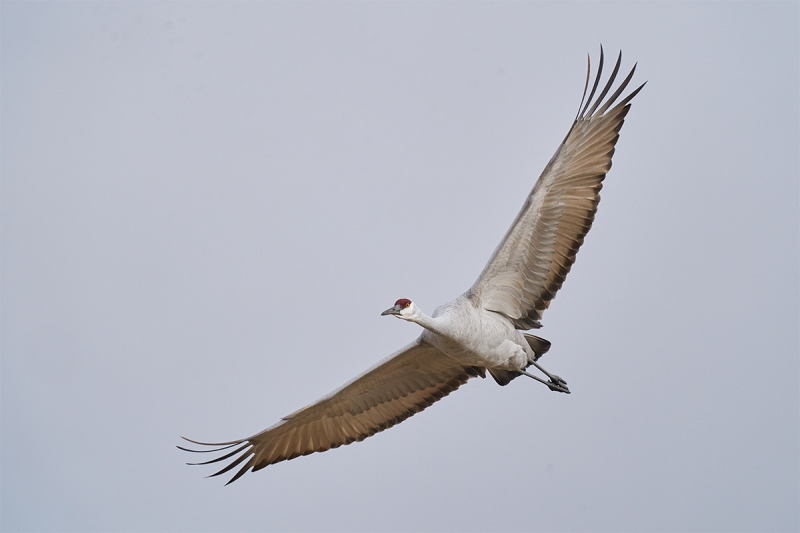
[
  {"xmin": 419, "ymin": 296, "xmax": 532, "ymax": 372},
  {"xmin": 180, "ymin": 48, "xmax": 644, "ymax": 484}
]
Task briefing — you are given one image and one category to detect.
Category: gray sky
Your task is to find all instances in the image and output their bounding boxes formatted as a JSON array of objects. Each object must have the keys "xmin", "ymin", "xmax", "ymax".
[{"xmin": 2, "ymin": 2, "xmax": 798, "ymax": 532}]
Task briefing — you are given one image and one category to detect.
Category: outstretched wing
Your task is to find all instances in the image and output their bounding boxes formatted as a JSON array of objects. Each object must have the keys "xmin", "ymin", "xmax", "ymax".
[
  {"xmin": 467, "ymin": 48, "xmax": 645, "ymax": 330},
  {"xmin": 179, "ymin": 340, "xmax": 484, "ymax": 484}
]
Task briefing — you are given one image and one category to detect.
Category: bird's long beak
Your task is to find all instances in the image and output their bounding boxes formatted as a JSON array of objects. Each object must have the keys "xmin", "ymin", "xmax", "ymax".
[{"xmin": 381, "ymin": 305, "xmax": 402, "ymax": 316}]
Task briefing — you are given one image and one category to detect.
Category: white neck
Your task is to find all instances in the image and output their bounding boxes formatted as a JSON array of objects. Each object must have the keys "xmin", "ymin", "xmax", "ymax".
[{"xmin": 404, "ymin": 306, "xmax": 447, "ymax": 337}]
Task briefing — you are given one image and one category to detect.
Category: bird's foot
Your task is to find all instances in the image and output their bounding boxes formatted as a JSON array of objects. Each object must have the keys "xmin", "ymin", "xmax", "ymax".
[
  {"xmin": 529, "ymin": 361, "xmax": 570, "ymax": 394},
  {"xmin": 546, "ymin": 375, "xmax": 570, "ymax": 394},
  {"xmin": 518, "ymin": 370, "xmax": 570, "ymax": 394}
]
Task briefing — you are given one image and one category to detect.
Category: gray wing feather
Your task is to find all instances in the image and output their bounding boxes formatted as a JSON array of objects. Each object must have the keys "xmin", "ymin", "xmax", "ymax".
[
  {"xmin": 179, "ymin": 340, "xmax": 483, "ymax": 484},
  {"xmin": 467, "ymin": 48, "xmax": 645, "ymax": 330}
]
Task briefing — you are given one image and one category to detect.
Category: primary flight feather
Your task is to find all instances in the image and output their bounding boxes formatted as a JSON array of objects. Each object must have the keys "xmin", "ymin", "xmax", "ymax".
[{"xmin": 180, "ymin": 48, "xmax": 644, "ymax": 484}]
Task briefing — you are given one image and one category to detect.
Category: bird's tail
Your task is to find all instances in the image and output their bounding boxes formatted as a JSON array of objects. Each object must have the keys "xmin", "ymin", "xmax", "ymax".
[
  {"xmin": 488, "ymin": 334, "xmax": 552, "ymax": 386},
  {"xmin": 524, "ymin": 334, "xmax": 551, "ymax": 362}
]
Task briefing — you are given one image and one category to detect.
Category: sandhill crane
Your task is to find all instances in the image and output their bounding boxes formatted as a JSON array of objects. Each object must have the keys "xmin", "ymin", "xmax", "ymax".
[{"xmin": 180, "ymin": 48, "xmax": 644, "ymax": 484}]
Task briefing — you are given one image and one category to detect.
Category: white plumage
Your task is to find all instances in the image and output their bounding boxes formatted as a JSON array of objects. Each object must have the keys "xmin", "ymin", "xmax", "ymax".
[{"xmin": 180, "ymin": 48, "xmax": 644, "ymax": 484}]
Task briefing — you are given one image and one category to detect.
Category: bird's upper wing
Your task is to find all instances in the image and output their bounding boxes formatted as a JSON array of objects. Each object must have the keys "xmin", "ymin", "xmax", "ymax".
[
  {"xmin": 467, "ymin": 49, "xmax": 645, "ymax": 330},
  {"xmin": 179, "ymin": 339, "xmax": 484, "ymax": 484}
]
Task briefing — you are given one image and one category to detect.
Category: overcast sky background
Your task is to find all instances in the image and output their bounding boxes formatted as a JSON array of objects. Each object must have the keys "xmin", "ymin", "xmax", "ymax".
[{"xmin": 2, "ymin": 2, "xmax": 798, "ymax": 532}]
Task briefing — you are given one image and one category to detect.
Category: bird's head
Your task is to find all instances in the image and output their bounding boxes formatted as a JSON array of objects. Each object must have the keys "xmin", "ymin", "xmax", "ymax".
[{"xmin": 381, "ymin": 298, "xmax": 416, "ymax": 321}]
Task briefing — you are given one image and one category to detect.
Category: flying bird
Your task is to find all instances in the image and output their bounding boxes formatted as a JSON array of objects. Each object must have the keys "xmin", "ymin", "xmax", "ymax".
[{"xmin": 180, "ymin": 48, "xmax": 644, "ymax": 484}]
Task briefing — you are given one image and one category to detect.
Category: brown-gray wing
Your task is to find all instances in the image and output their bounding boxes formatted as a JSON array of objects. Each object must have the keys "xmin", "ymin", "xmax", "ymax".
[
  {"xmin": 468, "ymin": 48, "xmax": 645, "ymax": 330},
  {"xmin": 179, "ymin": 339, "xmax": 484, "ymax": 484}
]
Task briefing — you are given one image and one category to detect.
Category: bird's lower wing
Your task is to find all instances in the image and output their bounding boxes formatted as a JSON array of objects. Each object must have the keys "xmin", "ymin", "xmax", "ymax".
[{"xmin": 179, "ymin": 340, "xmax": 484, "ymax": 484}]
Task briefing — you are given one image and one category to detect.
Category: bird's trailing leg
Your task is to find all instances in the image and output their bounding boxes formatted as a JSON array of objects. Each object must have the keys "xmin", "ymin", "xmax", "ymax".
[{"xmin": 519, "ymin": 361, "xmax": 570, "ymax": 394}]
